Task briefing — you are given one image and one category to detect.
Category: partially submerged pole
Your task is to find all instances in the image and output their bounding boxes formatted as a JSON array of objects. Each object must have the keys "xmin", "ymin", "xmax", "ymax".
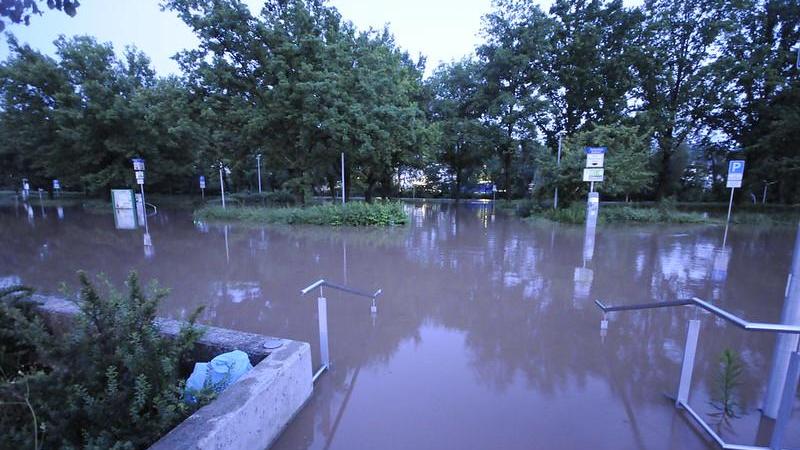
[{"xmin": 763, "ymin": 220, "xmax": 800, "ymax": 418}]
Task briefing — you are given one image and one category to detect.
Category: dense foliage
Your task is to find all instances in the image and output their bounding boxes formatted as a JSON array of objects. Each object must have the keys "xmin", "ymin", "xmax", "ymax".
[
  {"xmin": 195, "ymin": 201, "xmax": 408, "ymax": 226},
  {"xmin": 0, "ymin": 0, "xmax": 798, "ymax": 204},
  {"xmin": 0, "ymin": 272, "xmax": 204, "ymax": 450}
]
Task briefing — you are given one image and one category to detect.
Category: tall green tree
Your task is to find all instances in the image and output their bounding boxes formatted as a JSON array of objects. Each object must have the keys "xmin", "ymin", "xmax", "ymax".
[
  {"xmin": 427, "ymin": 60, "xmax": 491, "ymax": 201},
  {"xmin": 632, "ymin": 0, "xmax": 736, "ymax": 197}
]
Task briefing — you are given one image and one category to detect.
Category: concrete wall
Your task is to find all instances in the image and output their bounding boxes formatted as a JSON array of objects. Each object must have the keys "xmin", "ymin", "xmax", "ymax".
[{"xmin": 30, "ymin": 294, "xmax": 314, "ymax": 450}]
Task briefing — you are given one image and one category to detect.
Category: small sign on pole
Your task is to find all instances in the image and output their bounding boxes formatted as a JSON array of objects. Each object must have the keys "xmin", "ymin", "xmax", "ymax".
[
  {"xmin": 199, "ymin": 175, "xmax": 206, "ymax": 199},
  {"xmin": 583, "ymin": 168, "xmax": 604, "ymax": 182},
  {"xmin": 725, "ymin": 160, "xmax": 746, "ymax": 223}
]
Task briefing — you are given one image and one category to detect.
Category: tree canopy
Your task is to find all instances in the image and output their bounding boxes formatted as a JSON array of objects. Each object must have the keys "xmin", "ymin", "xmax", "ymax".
[{"xmin": 0, "ymin": 0, "xmax": 798, "ymax": 204}]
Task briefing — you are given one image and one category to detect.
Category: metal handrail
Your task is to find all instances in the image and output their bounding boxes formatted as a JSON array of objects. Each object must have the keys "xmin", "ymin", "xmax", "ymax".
[
  {"xmin": 301, "ymin": 279, "xmax": 382, "ymax": 299},
  {"xmin": 146, "ymin": 202, "xmax": 158, "ymax": 217},
  {"xmin": 300, "ymin": 279, "xmax": 382, "ymax": 383},
  {"xmin": 596, "ymin": 297, "xmax": 800, "ymax": 450},
  {"xmin": 594, "ymin": 297, "xmax": 800, "ymax": 334}
]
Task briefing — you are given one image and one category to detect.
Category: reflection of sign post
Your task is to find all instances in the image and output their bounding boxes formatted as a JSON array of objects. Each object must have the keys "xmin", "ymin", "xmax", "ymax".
[{"xmin": 726, "ymin": 160, "xmax": 745, "ymax": 223}]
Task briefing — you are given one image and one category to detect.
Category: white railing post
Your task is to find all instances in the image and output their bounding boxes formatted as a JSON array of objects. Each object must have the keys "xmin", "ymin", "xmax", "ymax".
[
  {"xmin": 676, "ymin": 319, "xmax": 701, "ymax": 408},
  {"xmin": 770, "ymin": 350, "xmax": 800, "ymax": 450}
]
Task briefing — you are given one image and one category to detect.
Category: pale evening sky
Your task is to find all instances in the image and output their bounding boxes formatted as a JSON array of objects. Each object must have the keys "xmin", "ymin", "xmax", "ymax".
[{"xmin": 0, "ymin": 0, "xmax": 639, "ymax": 77}]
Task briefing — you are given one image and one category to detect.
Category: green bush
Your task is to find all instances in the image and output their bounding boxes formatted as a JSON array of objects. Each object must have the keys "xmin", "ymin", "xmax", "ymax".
[
  {"xmin": 227, "ymin": 190, "xmax": 297, "ymax": 207},
  {"xmin": 533, "ymin": 202, "xmax": 714, "ymax": 224},
  {"xmin": 0, "ymin": 272, "xmax": 205, "ymax": 450},
  {"xmin": 194, "ymin": 201, "xmax": 408, "ymax": 226}
]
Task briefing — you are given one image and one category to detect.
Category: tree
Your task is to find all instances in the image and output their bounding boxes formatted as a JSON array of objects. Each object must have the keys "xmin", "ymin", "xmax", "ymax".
[
  {"xmin": 536, "ymin": 124, "xmax": 654, "ymax": 203},
  {"xmin": 427, "ymin": 60, "xmax": 491, "ymax": 201},
  {"xmin": 632, "ymin": 0, "xmax": 736, "ymax": 197},
  {"xmin": 545, "ymin": 0, "xmax": 643, "ymax": 137},
  {"xmin": 0, "ymin": 0, "xmax": 79, "ymax": 31},
  {"xmin": 477, "ymin": 0, "xmax": 553, "ymax": 199}
]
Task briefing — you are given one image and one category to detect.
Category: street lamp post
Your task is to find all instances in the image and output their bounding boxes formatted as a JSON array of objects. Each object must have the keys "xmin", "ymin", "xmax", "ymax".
[
  {"xmin": 256, "ymin": 153, "xmax": 263, "ymax": 194},
  {"xmin": 554, "ymin": 131, "xmax": 565, "ymax": 209}
]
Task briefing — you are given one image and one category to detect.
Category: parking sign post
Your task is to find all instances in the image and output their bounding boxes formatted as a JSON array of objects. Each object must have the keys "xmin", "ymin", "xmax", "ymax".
[{"xmin": 725, "ymin": 160, "xmax": 745, "ymax": 224}]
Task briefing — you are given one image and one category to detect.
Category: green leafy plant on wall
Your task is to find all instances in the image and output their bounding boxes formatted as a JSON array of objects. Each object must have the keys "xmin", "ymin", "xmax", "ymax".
[{"xmin": 0, "ymin": 271, "xmax": 206, "ymax": 449}]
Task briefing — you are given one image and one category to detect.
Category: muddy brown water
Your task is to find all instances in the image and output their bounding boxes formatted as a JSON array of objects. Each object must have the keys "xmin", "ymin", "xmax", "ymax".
[{"xmin": 1, "ymin": 201, "xmax": 798, "ymax": 450}]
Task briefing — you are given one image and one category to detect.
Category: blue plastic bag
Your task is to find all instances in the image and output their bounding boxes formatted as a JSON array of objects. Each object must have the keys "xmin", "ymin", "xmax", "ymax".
[{"xmin": 184, "ymin": 350, "xmax": 253, "ymax": 403}]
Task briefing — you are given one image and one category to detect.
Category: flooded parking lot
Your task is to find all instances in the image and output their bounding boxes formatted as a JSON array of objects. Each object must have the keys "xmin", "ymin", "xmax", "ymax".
[{"xmin": 1, "ymin": 201, "xmax": 798, "ymax": 449}]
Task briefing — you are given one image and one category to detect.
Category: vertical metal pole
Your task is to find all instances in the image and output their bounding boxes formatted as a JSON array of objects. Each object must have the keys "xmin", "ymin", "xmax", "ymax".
[
  {"xmin": 764, "ymin": 220, "xmax": 800, "ymax": 418},
  {"xmin": 763, "ymin": 183, "xmax": 768, "ymax": 205},
  {"xmin": 769, "ymin": 351, "xmax": 800, "ymax": 450},
  {"xmin": 341, "ymin": 152, "xmax": 345, "ymax": 206},
  {"xmin": 140, "ymin": 184, "xmax": 149, "ymax": 233},
  {"xmin": 256, "ymin": 154, "xmax": 262, "ymax": 194},
  {"xmin": 554, "ymin": 133, "xmax": 562, "ymax": 209},
  {"xmin": 590, "ymin": 181, "xmax": 595, "ymax": 193},
  {"xmin": 318, "ymin": 295, "xmax": 330, "ymax": 369},
  {"xmin": 726, "ymin": 188, "xmax": 735, "ymax": 223},
  {"xmin": 219, "ymin": 165, "xmax": 226, "ymax": 209},
  {"xmin": 676, "ymin": 319, "xmax": 701, "ymax": 408}
]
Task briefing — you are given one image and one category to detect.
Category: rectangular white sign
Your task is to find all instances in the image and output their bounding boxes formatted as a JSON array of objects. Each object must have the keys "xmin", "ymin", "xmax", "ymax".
[
  {"xmin": 726, "ymin": 160, "xmax": 745, "ymax": 188},
  {"xmin": 583, "ymin": 168, "xmax": 604, "ymax": 182},
  {"xmin": 586, "ymin": 153, "xmax": 604, "ymax": 168}
]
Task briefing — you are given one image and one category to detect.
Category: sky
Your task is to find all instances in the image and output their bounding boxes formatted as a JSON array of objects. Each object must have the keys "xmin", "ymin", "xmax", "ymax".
[{"xmin": 0, "ymin": 0, "xmax": 568, "ymax": 77}]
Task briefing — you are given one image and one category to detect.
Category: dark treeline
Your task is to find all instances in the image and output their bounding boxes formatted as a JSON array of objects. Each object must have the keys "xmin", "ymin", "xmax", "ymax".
[{"xmin": 0, "ymin": 0, "xmax": 798, "ymax": 204}]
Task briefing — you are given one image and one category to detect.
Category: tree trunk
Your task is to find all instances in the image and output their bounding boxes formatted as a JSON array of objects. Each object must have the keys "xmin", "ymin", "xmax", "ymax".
[
  {"xmin": 454, "ymin": 169, "xmax": 462, "ymax": 203},
  {"xmin": 365, "ymin": 180, "xmax": 376, "ymax": 203},
  {"xmin": 328, "ymin": 177, "xmax": 336, "ymax": 201}
]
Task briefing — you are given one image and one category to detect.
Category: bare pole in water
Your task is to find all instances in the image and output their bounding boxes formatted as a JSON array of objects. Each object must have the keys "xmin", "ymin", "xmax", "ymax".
[
  {"xmin": 256, "ymin": 153, "xmax": 262, "ymax": 193},
  {"xmin": 725, "ymin": 187, "xmax": 735, "ymax": 223},
  {"xmin": 554, "ymin": 130, "xmax": 565, "ymax": 209},
  {"xmin": 219, "ymin": 163, "xmax": 226, "ymax": 209},
  {"xmin": 763, "ymin": 220, "xmax": 800, "ymax": 418}
]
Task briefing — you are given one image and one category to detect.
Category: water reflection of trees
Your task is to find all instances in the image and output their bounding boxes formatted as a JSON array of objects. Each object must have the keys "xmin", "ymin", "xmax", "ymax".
[{"xmin": 0, "ymin": 203, "xmax": 796, "ymax": 448}]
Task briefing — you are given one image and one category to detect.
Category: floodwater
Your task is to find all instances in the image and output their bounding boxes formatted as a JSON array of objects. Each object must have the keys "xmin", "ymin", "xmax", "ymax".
[{"xmin": 1, "ymin": 200, "xmax": 799, "ymax": 450}]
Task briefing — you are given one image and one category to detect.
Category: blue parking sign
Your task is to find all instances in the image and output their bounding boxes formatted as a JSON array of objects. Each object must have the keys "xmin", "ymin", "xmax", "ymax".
[{"xmin": 728, "ymin": 160, "xmax": 745, "ymax": 174}]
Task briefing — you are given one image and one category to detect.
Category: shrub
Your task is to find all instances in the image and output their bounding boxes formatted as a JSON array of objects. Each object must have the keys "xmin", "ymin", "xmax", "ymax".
[
  {"xmin": 194, "ymin": 201, "xmax": 408, "ymax": 226},
  {"xmin": 533, "ymin": 202, "xmax": 713, "ymax": 224},
  {"xmin": 227, "ymin": 190, "xmax": 297, "ymax": 207},
  {"xmin": 0, "ymin": 272, "xmax": 205, "ymax": 449}
]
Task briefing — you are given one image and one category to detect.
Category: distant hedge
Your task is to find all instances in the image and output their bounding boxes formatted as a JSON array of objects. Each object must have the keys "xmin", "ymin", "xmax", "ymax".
[{"xmin": 194, "ymin": 201, "xmax": 408, "ymax": 226}]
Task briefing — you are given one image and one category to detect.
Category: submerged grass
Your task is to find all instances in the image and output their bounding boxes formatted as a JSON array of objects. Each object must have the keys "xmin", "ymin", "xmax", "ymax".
[
  {"xmin": 530, "ymin": 203, "xmax": 715, "ymax": 225},
  {"xmin": 194, "ymin": 201, "xmax": 408, "ymax": 226}
]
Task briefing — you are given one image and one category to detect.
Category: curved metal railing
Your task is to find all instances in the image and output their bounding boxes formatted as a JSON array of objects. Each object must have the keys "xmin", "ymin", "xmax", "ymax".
[
  {"xmin": 301, "ymin": 279, "xmax": 382, "ymax": 383},
  {"xmin": 596, "ymin": 298, "xmax": 800, "ymax": 450}
]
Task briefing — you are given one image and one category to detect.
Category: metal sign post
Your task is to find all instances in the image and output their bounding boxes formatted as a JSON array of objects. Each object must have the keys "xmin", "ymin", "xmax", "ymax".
[
  {"xmin": 256, "ymin": 154, "xmax": 263, "ymax": 194},
  {"xmin": 219, "ymin": 163, "xmax": 226, "ymax": 209},
  {"xmin": 341, "ymin": 152, "xmax": 346, "ymax": 206},
  {"xmin": 52, "ymin": 179, "xmax": 60, "ymax": 197},
  {"xmin": 583, "ymin": 147, "xmax": 606, "ymax": 224},
  {"xmin": 725, "ymin": 160, "xmax": 745, "ymax": 224},
  {"xmin": 199, "ymin": 175, "xmax": 206, "ymax": 199},
  {"xmin": 132, "ymin": 158, "xmax": 148, "ymax": 233}
]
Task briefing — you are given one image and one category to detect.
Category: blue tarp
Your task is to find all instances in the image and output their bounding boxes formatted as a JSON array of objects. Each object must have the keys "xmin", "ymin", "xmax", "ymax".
[{"xmin": 184, "ymin": 350, "xmax": 253, "ymax": 403}]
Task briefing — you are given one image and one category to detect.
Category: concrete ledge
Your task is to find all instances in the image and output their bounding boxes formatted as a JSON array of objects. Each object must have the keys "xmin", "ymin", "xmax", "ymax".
[
  {"xmin": 29, "ymin": 294, "xmax": 314, "ymax": 450},
  {"xmin": 150, "ymin": 340, "xmax": 312, "ymax": 450}
]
